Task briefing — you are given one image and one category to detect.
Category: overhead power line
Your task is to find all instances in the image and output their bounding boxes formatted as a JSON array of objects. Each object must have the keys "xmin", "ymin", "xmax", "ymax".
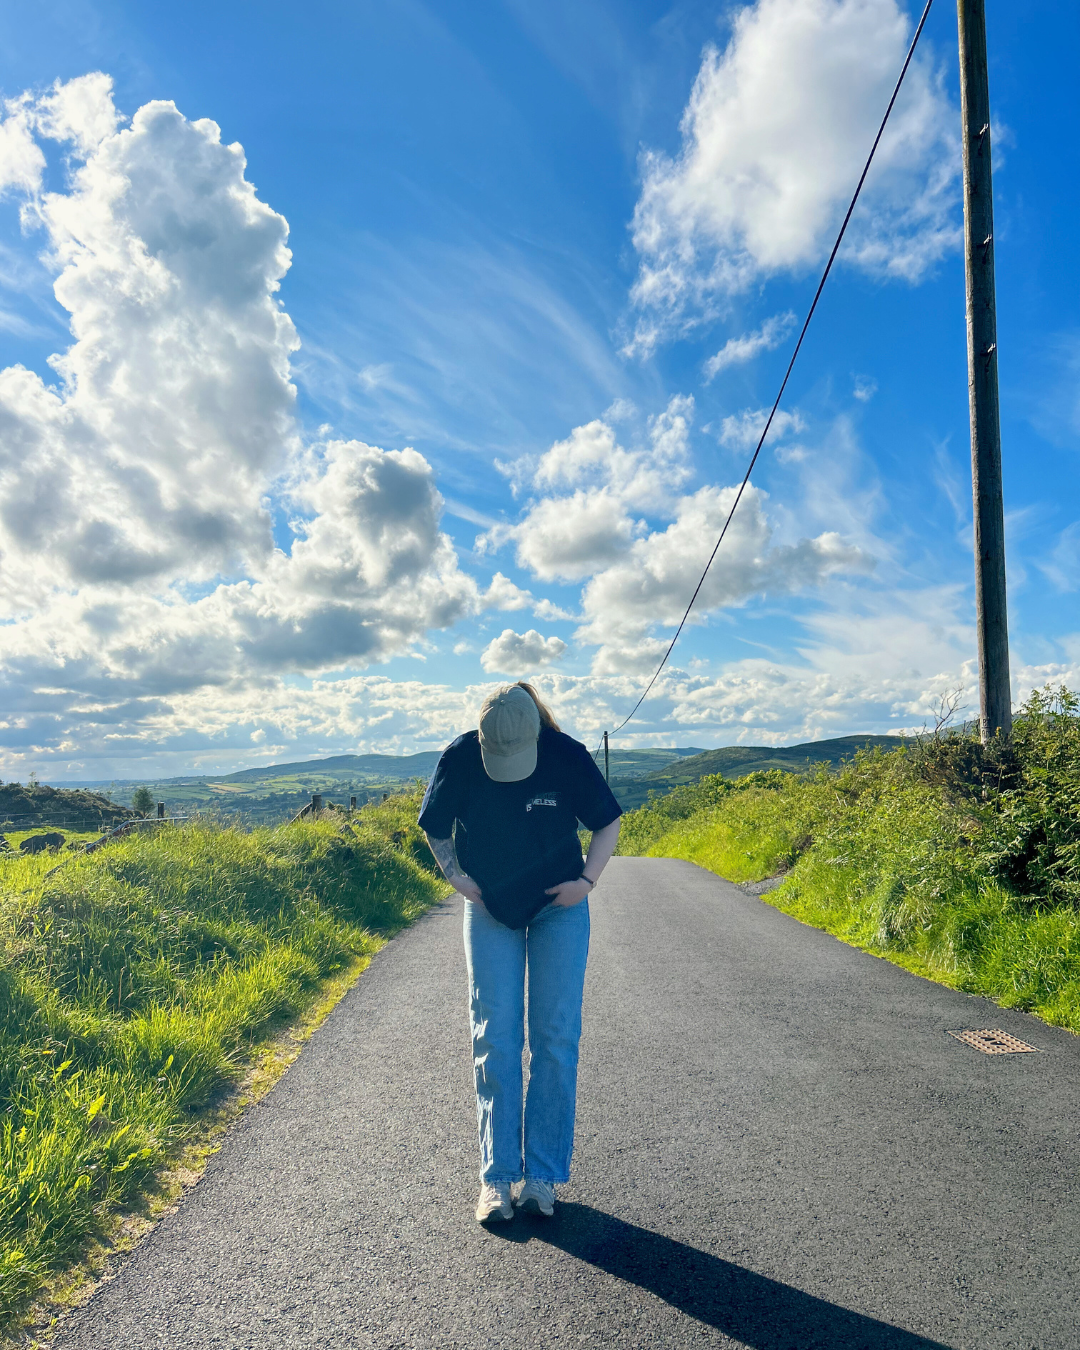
[{"xmin": 598, "ymin": 0, "xmax": 937, "ymax": 753}]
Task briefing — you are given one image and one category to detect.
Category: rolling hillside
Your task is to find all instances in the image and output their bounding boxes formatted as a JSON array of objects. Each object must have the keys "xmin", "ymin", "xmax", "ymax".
[
  {"xmin": 608, "ymin": 735, "xmax": 910, "ymax": 811},
  {"xmin": 50, "ymin": 747, "xmax": 705, "ymax": 823},
  {"xmin": 213, "ymin": 752, "xmax": 444, "ymax": 783},
  {"xmin": 44, "ymin": 738, "xmax": 909, "ymax": 822}
]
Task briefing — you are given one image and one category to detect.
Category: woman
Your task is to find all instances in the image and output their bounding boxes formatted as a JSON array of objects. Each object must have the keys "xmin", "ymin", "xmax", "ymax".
[{"xmin": 419, "ymin": 682, "xmax": 622, "ymax": 1223}]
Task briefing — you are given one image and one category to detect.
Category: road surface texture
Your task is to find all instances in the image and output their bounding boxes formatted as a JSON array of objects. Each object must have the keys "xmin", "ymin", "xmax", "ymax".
[{"xmin": 52, "ymin": 858, "xmax": 1080, "ymax": 1349}]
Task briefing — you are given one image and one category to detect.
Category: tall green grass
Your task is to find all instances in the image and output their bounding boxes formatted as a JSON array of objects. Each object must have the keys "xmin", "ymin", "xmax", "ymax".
[
  {"xmin": 618, "ymin": 770, "xmax": 815, "ymax": 882},
  {"xmin": 617, "ymin": 687, "xmax": 1080, "ymax": 1033},
  {"xmin": 0, "ymin": 792, "xmax": 443, "ymax": 1327}
]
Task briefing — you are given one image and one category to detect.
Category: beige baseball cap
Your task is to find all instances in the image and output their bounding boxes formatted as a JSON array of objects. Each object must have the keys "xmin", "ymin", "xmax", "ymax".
[{"xmin": 478, "ymin": 685, "xmax": 541, "ymax": 782}]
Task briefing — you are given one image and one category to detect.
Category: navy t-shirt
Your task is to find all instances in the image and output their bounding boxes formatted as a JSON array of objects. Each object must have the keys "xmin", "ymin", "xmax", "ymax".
[{"xmin": 418, "ymin": 727, "xmax": 622, "ymax": 930}]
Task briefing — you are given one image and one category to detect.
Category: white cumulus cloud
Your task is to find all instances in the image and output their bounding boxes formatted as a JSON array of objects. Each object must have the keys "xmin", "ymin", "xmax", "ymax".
[
  {"xmin": 0, "ymin": 100, "xmax": 45, "ymax": 198},
  {"xmin": 480, "ymin": 628, "xmax": 568, "ymax": 674},
  {"xmin": 484, "ymin": 571, "xmax": 533, "ymax": 610},
  {"xmin": 34, "ymin": 72, "xmax": 123, "ymax": 156},
  {"xmin": 7, "ymin": 640, "xmax": 1077, "ymax": 781},
  {"xmin": 482, "ymin": 572, "xmax": 575, "ymax": 620},
  {"xmin": 0, "ymin": 75, "xmax": 478, "ymax": 714},
  {"xmin": 483, "ymin": 397, "xmax": 874, "ymax": 674},
  {"xmin": 627, "ymin": 0, "xmax": 959, "ymax": 353},
  {"xmin": 481, "ymin": 396, "xmax": 695, "ymax": 582},
  {"xmin": 577, "ymin": 484, "xmax": 873, "ymax": 670},
  {"xmin": 1, "ymin": 88, "xmax": 301, "ymax": 607}
]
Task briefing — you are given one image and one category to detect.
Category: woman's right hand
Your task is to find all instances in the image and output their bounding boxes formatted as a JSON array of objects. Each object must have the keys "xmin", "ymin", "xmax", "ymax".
[{"xmin": 449, "ymin": 872, "xmax": 483, "ymax": 905}]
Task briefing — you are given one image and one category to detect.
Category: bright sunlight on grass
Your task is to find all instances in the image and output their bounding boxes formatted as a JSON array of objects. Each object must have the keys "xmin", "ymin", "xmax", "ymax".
[
  {"xmin": 617, "ymin": 687, "xmax": 1080, "ymax": 1034},
  {"xmin": 0, "ymin": 788, "xmax": 444, "ymax": 1330}
]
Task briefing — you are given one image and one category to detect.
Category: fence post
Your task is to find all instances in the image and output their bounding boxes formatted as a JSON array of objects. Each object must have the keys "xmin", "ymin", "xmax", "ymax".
[
  {"xmin": 350, "ymin": 796, "xmax": 357, "ymax": 810},
  {"xmin": 157, "ymin": 802, "xmax": 165, "ymax": 819},
  {"xmin": 311, "ymin": 794, "xmax": 322, "ymax": 815}
]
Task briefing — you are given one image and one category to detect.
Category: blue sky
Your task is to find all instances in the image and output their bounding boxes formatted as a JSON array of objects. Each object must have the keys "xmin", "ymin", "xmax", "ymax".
[{"xmin": 0, "ymin": 0, "xmax": 1076, "ymax": 779}]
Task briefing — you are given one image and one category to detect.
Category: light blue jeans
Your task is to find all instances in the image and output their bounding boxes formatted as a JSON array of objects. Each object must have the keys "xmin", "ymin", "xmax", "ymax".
[{"xmin": 463, "ymin": 897, "xmax": 590, "ymax": 1185}]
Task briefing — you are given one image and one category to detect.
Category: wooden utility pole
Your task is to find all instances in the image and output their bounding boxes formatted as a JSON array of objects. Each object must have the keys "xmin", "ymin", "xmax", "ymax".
[
  {"xmin": 958, "ymin": 0, "xmax": 1011, "ymax": 740},
  {"xmin": 603, "ymin": 730, "xmax": 610, "ymax": 784}
]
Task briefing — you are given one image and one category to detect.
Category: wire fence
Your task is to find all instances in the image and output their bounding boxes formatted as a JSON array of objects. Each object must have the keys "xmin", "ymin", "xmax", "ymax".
[
  {"xmin": 0, "ymin": 786, "xmax": 417, "ymax": 864},
  {"xmin": 0, "ymin": 817, "xmax": 135, "ymax": 833}
]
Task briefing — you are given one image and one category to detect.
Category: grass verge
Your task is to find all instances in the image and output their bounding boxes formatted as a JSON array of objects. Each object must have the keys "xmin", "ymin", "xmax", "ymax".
[
  {"xmin": 617, "ymin": 687, "xmax": 1080, "ymax": 1034},
  {"xmin": 0, "ymin": 790, "xmax": 445, "ymax": 1337}
]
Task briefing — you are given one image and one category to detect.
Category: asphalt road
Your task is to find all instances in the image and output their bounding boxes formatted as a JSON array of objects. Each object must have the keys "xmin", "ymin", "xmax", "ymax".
[{"xmin": 53, "ymin": 858, "xmax": 1080, "ymax": 1349}]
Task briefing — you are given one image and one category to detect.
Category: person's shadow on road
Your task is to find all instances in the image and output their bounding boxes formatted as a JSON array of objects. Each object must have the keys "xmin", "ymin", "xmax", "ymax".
[{"xmin": 488, "ymin": 1203, "xmax": 953, "ymax": 1349}]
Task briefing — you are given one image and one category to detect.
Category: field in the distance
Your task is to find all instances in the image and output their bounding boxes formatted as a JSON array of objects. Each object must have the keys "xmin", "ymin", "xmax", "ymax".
[
  {"xmin": 43, "ymin": 754, "xmax": 445, "ymax": 823},
  {"xmin": 51, "ymin": 748, "xmax": 707, "ymax": 822}
]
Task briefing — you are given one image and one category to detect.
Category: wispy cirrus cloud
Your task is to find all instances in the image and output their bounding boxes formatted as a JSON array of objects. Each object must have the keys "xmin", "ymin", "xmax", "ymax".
[
  {"xmin": 718, "ymin": 407, "xmax": 806, "ymax": 451},
  {"xmin": 704, "ymin": 311, "xmax": 796, "ymax": 380},
  {"xmin": 1039, "ymin": 522, "xmax": 1080, "ymax": 594}
]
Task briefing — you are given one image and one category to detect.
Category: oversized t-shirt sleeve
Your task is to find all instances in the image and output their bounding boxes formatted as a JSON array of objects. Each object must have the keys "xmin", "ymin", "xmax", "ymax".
[
  {"xmin": 418, "ymin": 743, "xmax": 463, "ymax": 837},
  {"xmin": 567, "ymin": 739, "xmax": 623, "ymax": 831}
]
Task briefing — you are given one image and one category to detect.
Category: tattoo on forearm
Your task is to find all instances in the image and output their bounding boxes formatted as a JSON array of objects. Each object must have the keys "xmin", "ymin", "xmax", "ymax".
[{"xmin": 426, "ymin": 835, "xmax": 460, "ymax": 881}]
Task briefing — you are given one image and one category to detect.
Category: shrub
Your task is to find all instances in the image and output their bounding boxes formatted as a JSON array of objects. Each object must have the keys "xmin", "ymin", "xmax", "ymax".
[
  {"xmin": 618, "ymin": 687, "xmax": 1080, "ymax": 1033},
  {"xmin": 978, "ymin": 687, "xmax": 1080, "ymax": 903}
]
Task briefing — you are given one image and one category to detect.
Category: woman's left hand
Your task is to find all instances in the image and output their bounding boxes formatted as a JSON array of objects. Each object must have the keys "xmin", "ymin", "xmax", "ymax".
[{"xmin": 545, "ymin": 877, "xmax": 592, "ymax": 908}]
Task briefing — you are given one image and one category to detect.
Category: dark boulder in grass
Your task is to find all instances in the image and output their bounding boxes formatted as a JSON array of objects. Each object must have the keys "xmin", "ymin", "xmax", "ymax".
[{"xmin": 19, "ymin": 832, "xmax": 65, "ymax": 854}]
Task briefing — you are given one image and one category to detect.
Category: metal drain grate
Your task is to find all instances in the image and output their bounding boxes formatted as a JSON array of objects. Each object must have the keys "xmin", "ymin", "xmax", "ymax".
[{"xmin": 946, "ymin": 1028, "xmax": 1039, "ymax": 1055}]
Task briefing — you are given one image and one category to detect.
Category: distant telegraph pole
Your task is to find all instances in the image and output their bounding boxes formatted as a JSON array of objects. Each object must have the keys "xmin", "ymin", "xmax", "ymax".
[
  {"xmin": 603, "ymin": 730, "xmax": 610, "ymax": 784},
  {"xmin": 958, "ymin": 0, "xmax": 1012, "ymax": 741}
]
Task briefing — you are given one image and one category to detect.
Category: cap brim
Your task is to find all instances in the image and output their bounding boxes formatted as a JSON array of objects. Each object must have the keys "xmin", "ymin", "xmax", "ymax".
[{"xmin": 480, "ymin": 741, "xmax": 537, "ymax": 782}]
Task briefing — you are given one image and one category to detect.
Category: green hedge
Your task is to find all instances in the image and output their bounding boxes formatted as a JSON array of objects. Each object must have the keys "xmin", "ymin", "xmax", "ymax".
[
  {"xmin": 0, "ymin": 793, "xmax": 443, "ymax": 1326},
  {"xmin": 618, "ymin": 687, "xmax": 1080, "ymax": 1033}
]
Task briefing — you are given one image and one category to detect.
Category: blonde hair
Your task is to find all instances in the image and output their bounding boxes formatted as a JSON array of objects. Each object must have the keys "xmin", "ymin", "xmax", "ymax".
[{"xmin": 515, "ymin": 682, "xmax": 561, "ymax": 732}]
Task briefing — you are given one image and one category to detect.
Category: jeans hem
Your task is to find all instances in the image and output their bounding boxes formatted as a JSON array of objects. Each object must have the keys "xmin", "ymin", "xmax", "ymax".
[
  {"xmin": 482, "ymin": 1175, "xmax": 523, "ymax": 1186},
  {"xmin": 524, "ymin": 1175, "xmax": 568, "ymax": 1185}
]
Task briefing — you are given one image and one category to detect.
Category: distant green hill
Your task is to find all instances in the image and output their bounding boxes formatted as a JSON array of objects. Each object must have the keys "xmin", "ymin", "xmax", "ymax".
[
  {"xmin": 207, "ymin": 746, "xmax": 704, "ymax": 785},
  {"xmin": 48, "ymin": 745, "xmax": 706, "ymax": 823},
  {"xmin": 586, "ymin": 747, "xmax": 704, "ymax": 778},
  {"xmin": 609, "ymin": 735, "xmax": 909, "ymax": 811},
  {"xmin": 45, "ymin": 737, "xmax": 907, "ymax": 823},
  {"xmin": 210, "ymin": 747, "xmax": 705, "ymax": 785},
  {"xmin": 211, "ymin": 752, "xmax": 444, "ymax": 784}
]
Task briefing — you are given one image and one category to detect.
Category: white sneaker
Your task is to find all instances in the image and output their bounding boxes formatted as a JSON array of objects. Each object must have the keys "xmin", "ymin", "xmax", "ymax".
[
  {"xmin": 475, "ymin": 1182, "xmax": 514, "ymax": 1223},
  {"xmin": 514, "ymin": 1179, "xmax": 555, "ymax": 1217}
]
